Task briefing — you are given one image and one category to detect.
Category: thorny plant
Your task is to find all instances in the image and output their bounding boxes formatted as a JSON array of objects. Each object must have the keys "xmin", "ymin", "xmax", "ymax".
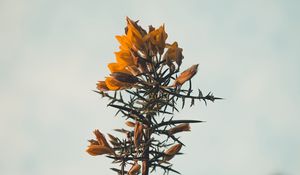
[{"xmin": 86, "ymin": 17, "xmax": 221, "ymax": 175}]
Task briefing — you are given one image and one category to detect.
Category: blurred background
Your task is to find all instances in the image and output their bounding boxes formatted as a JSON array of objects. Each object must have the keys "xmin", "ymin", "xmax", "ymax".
[{"xmin": 1, "ymin": 0, "xmax": 299, "ymax": 174}]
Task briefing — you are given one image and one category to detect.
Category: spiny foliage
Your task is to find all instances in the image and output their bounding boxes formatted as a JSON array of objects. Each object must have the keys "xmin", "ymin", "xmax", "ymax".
[{"xmin": 86, "ymin": 17, "xmax": 221, "ymax": 175}]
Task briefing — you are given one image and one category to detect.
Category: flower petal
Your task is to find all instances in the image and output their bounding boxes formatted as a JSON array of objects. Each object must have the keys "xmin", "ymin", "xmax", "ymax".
[{"xmin": 86, "ymin": 145, "xmax": 113, "ymax": 156}]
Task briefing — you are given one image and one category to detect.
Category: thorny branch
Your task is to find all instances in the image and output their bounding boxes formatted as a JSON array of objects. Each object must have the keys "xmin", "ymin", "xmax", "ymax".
[{"xmin": 86, "ymin": 17, "xmax": 221, "ymax": 175}]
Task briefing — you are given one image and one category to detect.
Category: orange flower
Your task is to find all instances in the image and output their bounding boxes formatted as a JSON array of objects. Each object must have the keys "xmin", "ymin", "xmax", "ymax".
[
  {"xmin": 115, "ymin": 35, "xmax": 132, "ymax": 51},
  {"xmin": 114, "ymin": 49, "xmax": 135, "ymax": 66},
  {"xmin": 168, "ymin": 123, "xmax": 191, "ymax": 135},
  {"xmin": 126, "ymin": 17, "xmax": 145, "ymax": 52},
  {"xmin": 174, "ymin": 64, "xmax": 199, "ymax": 86},
  {"xmin": 107, "ymin": 63, "xmax": 131, "ymax": 74},
  {"xmin": 105, "ymin": 77, "xmax": 133, "ymax": 90},
  {"xmin": 163, "ymin": 42, "xmax": 184, "ymax": 67},
  {"xmin": 125, "ymin": 17, "xmax": 147, "ymax": 37},
  {"xmin": 96, "ymin": 81, "xmax": 109, "ymax": 91},
  {"xmin": 164, "ymin": 144, "xmax": 182, "ymax": 161},
  {"xmin": 144, "ymin": 25, "xmax": 168, "ymax": 55}
]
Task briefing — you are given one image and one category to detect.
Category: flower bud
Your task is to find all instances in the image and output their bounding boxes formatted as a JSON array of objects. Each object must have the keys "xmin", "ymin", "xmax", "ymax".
[
  {"xmin": 168, "ymin": 123, "xmax": 191, "ymax": 135},
  {"xmin": 174, "ymin": 64, "xmax": 199, "ymax": 86},
  {"xmin": 164, "ymin": 144, "xmax": 182, "ymax": 161},
  {"xmin": 128, "ymin": 162, "xmax": 141, "ymax": 175},
  {"xmin": 125, "ymin": 121, "xmax": 136, "ymax": 127},
  {"xmin": 134, "ymin": 122, "xmax": 143, "ymax": 148},
  {"xmin": 86, "ymin": 145, "xmax": 113, "ymax": 156}
]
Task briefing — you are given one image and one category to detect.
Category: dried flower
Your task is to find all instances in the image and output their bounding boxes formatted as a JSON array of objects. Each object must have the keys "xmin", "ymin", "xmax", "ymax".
[
  {"xmin": 174, "ymin": 64, "xmax": 199, "ymax": 86},
  {"xmin": 128, "ymin": 162, "xmax": 141, "ymax": 175},
  {"xmin": 86, "ymin": 129, "xmax": 114, "ymax": 156},
  {"xmin": 86, "ymin": 130, "xmax": 115, "ymax": 156},
  {"xmin": 93, "ymin": 129, "xmax": 110, "ymax": 148},
  {"xmin": 96, "ymin": 81, "xmax": 109, "ymax": 92},
  {"xmin": 125, "ymin": 121, "xmax": 136, "ymax": 127},
  {"xmin": 88, "ymin": 139, "xmax": 99, "ymax": 145},
  {"xmin": 144, "ymin": 25, "xmax": 168, "ymax": 55},
  {"xmin": 86, "ymin": 145, "xmax": 114, "ymax": 156},
  {"xmin": 134, "ymin": 122, "xmax": 143, "ymax": 148},
  {"xmin": 168, "ymin": 123, "xmax": 191, "ymax": 135},
  {"xmin": 163, "ymin": 42, "xmax": 184, "ymax": 67},
  {"xmin": 164, "ymin": 144, "xmax": 182, "ymax": 161}
]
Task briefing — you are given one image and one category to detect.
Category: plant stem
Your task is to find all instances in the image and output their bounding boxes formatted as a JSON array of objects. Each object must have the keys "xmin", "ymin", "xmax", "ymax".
[{"xmin": 142, "ymin": 116, "xmax": 151, "ymax": 175}]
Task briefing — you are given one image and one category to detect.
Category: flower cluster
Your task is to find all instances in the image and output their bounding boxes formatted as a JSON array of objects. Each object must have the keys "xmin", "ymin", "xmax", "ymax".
[
  {"xmin": 87, "ymin": 17, "xmax": 220, "ymax": 175},
  {"xmin": 96, "ymin": 17, "xmax": 197, "ymax": 92}
]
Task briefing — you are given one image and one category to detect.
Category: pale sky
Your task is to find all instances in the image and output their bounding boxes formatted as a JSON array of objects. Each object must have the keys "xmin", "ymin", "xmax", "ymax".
[{"xmin": 1, "ymin": 0, "xmax": 300, "ymax": 175}]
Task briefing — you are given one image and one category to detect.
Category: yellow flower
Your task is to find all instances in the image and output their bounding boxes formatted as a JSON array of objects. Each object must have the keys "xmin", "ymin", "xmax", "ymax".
[
  {"xmin": 174, "ymin": 64, "xmax": 199, "ymax": 86},
  {"xmin": 163, "ymin": 42, "xmax": 184, "ymax": 67},
  {"xmin": 164, "ymin": 144, "xmax": 182, "ymax": 161},
  {"xmin": 168, "ymin": 123, "xmax": 191, "ymax": 135}
]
